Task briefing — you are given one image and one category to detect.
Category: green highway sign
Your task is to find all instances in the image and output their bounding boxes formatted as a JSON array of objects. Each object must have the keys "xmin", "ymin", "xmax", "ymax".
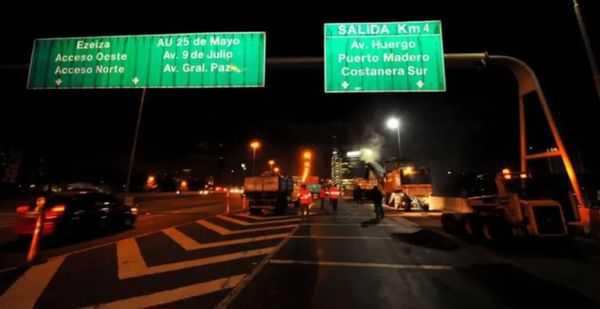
[
  {"xmin": 27, "ymin": 32, "xmax": 265, "ymax": 89},
  {"xmin": 324, "ymin": 21, "xmax": 445, "ymax": 93}
]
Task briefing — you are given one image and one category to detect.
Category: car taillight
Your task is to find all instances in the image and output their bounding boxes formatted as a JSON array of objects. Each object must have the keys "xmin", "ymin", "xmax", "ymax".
[
  {"xmin": 45, "ymin": 204, "xmax": 66, "ymax": 219},
  {"xmin": 16, "ymin": 205, "xmax": 29, "ymax": 213}
]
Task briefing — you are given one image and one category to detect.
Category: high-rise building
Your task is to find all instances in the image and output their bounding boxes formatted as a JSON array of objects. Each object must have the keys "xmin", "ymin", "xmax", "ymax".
[{"xmin": 331, "ymin": 147, "xmax": 367, "ymax": 187}]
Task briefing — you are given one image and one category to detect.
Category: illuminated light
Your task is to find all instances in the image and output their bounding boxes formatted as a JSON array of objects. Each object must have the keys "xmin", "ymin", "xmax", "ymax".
[
  {"xmin": 51, "ymin": 205, "xmax": 65, "ymax": 213},
  {"xmin": 304, "ymin": 162, "xmax": 310, "ymax": 167},
  {"xmin": 148, "ymin": 176, "xmax": 155, "ymax": 182},
  {"xmin": 303, "ymin": 151, "xmax": 312, "ymax": 159},
  {"xmin": 269, "ymin": 160, "xmax": 275, "ymax": 165},
  {"xmin": 403, "ymin": 167, "xmax": 414, "ymax": 175},
  {"xmin": 501, "ymin": 168, "xmax": 510, "ymax": 175},
  {"xmin": 250, "ymin": 141, "xmax": 260, "ymax": 149},
  {"xmin": 45, "ymin": 204, "xmax": 66, "ymax": 219},
  {"xmin": 386, "ymin": 117, "xmax": 400, "ymax": 129},
  {"xmin": 346, "ymin": 150, "xmax": 361, "ymax": 158},
  {"xmin": 274, "ymin": 167, "xmax": 280, "ymax": 173},
  {"xmin": 520, "ymin": 173, "xmax": 528, "ymax": 179},
  {"xmin": 130, "ymin": 207, "xmax": 138, "ymax": 215},
  {"xmin": 503, "ymin": 174, "xmax": 512, "ymax": 180},
  {"xmin": 16, "ymin": 205, "xmax": 29, "ymax": 213}
]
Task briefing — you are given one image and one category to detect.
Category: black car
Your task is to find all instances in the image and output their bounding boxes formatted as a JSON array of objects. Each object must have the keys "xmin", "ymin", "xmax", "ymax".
[{"xmin": 15, "ymin": 190, "xmax": 138, "ymax": 237}]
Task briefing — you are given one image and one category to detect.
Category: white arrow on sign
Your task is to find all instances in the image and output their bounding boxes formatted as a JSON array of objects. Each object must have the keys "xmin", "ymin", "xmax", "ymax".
[
  {"xmin": 416, "ymin": 80, "xmax": 424, "ymax": 89},
  {"xmin": 55, "ymin": 78, "xmax": 62, "ymax": 86},
  {"xmin": 132, "ymin": 77, "xmax": 140, "ymax": 85},
  {"xmin": 341, "ymin": 81, "xmax": 349, "ymax": 89}
]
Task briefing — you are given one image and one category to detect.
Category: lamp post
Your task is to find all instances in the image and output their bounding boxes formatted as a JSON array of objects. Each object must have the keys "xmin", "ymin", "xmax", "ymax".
[
  {"xmin": 250, "ymin": 141, "xmax": 260, "ymax": 176},
  {"xmin": 386, "ymin": 117, "xmax": 401, "ymax": 163}
]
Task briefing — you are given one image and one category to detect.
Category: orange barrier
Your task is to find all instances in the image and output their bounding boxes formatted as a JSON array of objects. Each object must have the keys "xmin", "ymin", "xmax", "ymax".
[
  {"xmin": 26, "ymin": 202, "xmax": 44, "ymax": 263},
  {"xmin": 226, "ymin": 192, "xmax": 231, "ymax": 214}
]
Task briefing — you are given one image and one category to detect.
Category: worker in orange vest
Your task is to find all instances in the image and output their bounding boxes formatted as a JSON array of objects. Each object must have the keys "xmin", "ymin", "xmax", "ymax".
[
  {"xmin": 329, "ymin": 185, "xmax": 340, "ymax": 212},
  {"xmin": 318, "ymin": 188, "xmax": 327, "ymax": 210},
  {"xmin": 298, "ymin": 184, "xmax": 312, "ymax": 218}
]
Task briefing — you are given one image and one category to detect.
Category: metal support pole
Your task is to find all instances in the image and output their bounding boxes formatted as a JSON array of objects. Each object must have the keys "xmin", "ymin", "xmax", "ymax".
[
  {"xmin": 252, "ymin": 148, "xmax": 256, "ymax": 176},
  {"xmin": 519, "ymin": 95, "xmax": 527, "ymax": 172},
  {"xmin": 125, "ymin": 88, "xmax": 147, "ymax": 195},
  {"xmin": 396, "ymin": 126, "xmax": 402, "ymax": 162},
  {"xmin": 572, "ymin": 0, "xmax": 600, "ymax": 104}
]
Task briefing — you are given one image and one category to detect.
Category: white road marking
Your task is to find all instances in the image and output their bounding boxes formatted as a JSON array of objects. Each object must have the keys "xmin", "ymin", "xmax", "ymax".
[
  {"xmin": 235, "ymin": 213, "xmax": 300, "ymax": 220},
  {"xmin": 0, "ymin": 256, "xmax": 66, "ymax": 309},
  {"xmin": 269, "ymin": 259, "xmax": 453, "ymax": 270},
  {"xmin": 163, "ymin": 227, "xmax": 288, "ymax": 251},
  {"xmin": 94, "ymin": 274, "xmax": 245, "ymax": 309},
  {"xmin": 300, "ymin": 223, "xmax": 399, "ymax": 227},
  {"xmin": 288, "ymin": 235, "xmax": 392, "ymax": 240},
  {"xmin": 117, "ymin": 237, "xmax": 274, "ymax": 279},
  {"xmin": 196, "ymin": 219, "xmax": 297, "ymax": 235},
  {"xmin": 217, "ymin": 214, "xmax": 300, "ymax": 226}
]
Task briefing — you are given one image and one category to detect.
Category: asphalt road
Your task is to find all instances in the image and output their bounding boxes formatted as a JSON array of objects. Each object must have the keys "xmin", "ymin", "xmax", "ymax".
[{"xmin": 1, "ymin": 198, "xmax": 600, "ymax": 308}]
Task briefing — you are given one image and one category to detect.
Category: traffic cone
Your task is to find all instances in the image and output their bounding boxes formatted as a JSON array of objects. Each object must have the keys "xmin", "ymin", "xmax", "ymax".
[
  {"xmin": 226, "ymin": 192, "xmax": 231, "ymax": 214},
  {"xmin": 26, "ymin": 209, "xmax": 44, "ymax": 264}
]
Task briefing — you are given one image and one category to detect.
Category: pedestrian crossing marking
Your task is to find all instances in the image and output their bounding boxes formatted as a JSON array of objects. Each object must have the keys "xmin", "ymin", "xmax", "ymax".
[{"xmin": 163, "ymin": 227, "xmax": 288, "ymax": 251}]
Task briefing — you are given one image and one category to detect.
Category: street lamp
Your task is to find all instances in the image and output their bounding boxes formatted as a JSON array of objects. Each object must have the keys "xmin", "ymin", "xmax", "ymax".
[
  {"xmin": 386, "ymin": 117, "xmax": 401, "ymax": 162},
  {"xmin": 268, "ymin": 160, "xmax": 275, "ymax": 173},
  {"xmin": 250, "ymin": 141, "xmax": 260, "ymax": 176},
  {"xmin": 303, "ymin": 151, "xmax": 312, "ymax": 160},
  {"xmin": 274, "ymin": 167, "xmax": 280, "ymax": 174}
]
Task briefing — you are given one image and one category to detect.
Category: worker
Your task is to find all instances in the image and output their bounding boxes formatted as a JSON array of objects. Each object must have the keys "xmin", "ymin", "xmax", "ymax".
[
  {"xmin": 353, "ymin": 185, "xmax": 363, "ymax": 206},
  {"xmin": 329, "ymin": 184, "xmax": 340, "ymax": 212},
  {"xmin": 318, "ymin": 187, "xmax": 327, "ymax": 210},
  {"xmin": 371, "ymin": 185, "xmax": 384, "ymax": 220},
  {"xmin": 298, "ymin": 184, "xmax": 312, "ymax": 218}
]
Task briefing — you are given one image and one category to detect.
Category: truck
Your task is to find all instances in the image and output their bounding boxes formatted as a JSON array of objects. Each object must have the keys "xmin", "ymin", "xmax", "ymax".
[
  {"xmin": 439, "ymin": 169, "xmax": 573, "ymax": 242},
  {"xmin": 244, "ymin": 175, "xmax": 294, "ymax": 215},
  {"xmin": 364, "ymin": 162, "xmax": 433, "ymax": 211},
  {"xmin": 383, "ymin": 166, "xmax": 433, "ymax": 211}
]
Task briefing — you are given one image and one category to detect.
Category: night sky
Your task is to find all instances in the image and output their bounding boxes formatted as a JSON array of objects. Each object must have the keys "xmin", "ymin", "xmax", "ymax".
[{"xmin": 0, "ymin": 1, "xmax": 598, "ymax": 188}]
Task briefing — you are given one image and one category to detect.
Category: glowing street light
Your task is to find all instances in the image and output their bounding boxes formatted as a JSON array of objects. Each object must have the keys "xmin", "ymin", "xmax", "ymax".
[
  {"xmin": 250, "ymin": 141, "xmax": 260, "ymax": 176},
  {"xmin": 274, "ymin": 167, "xmax": 280, "ymax": 174},
  {"xmin": 303, "ymin": 151, "xmax": 312, "ymax": 160},
  {"xmin": 268, "ymin": 160, "xmax": 275, "ymax": 172},
  {"xmin": 386, "ymin": 117, "xmax": 401, "ymax": 162}
]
